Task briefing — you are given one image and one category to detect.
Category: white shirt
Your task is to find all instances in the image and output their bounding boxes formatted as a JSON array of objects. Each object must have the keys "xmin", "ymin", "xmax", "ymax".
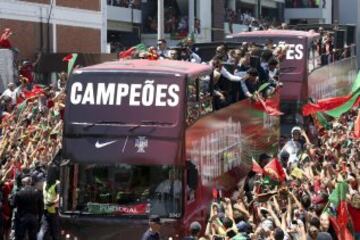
[
  {"xmin": 1, "ymin": 88, "xmax": 18, "ymax": 105},
  {"xmin": 190, "ymin": 52, "xmax": 202, "ymax": 63}
]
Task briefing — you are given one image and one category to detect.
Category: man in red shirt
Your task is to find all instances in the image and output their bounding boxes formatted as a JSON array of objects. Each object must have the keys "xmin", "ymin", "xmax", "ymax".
[{"xmin": 0, "ymin": 28, "xmax": 12, "ymax": 49}]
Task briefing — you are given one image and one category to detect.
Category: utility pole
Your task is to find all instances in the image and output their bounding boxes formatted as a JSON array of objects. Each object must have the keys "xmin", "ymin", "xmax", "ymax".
[
  {"xmin": 157, "ymin": 0, "xmax": 164, "ymax": 40},
  {"xmin": 257, "ymin": 0, "xmax": 261, "ymax": 19},
  {"xmin": 189, "ymin": 0, "xmax": 195, "ymax": 35}
]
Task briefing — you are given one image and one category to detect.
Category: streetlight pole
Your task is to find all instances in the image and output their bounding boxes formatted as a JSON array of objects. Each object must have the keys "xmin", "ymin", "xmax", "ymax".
[
  {"xmin": 257, "ymin": 0, "xmax": 261, "ymax": 19},
  {"xmin": 157, "ymin": 0, "xmax": 164, "ymax": 40}
]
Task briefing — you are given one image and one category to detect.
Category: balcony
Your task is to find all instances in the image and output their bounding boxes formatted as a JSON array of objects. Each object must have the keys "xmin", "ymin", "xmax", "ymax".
[
  {"xmin": 107, "ymin": 5, "xmax": 141, "ymax": 24},
  {"xmin": 284, "ymin": 7, "xmax": 331, "ymax": 23},
  {"xmin": 224, "ymin": 23, "xmax": 249, "ymax": 35}
]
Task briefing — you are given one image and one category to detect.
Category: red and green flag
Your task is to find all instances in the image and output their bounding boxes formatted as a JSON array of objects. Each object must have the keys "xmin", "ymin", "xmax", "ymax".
[
  {"xmin": 253, "ymin": 92, "xmax": 283, "ymax": 116},
  {"xmin": 24, "ymin": 84, "xmax": 45, "ymax": 100},
  {"xmin": 302, "ymin": 95, "xmax": 352, "ymax": 116},
  {"xmin": 328, "ymin": 182, "xmax": 353, "ymax": 240},
  {"xmin": 325, "ymin": 91, "xmax": 360, "ymax": 118},
  {"xmin": 63, "ymin": 53, "xmax": 78, "ymax": 75},
  {"xmin": 263, "ymin": 158, "xmax": 286, "ymax": 182},
  {"xmin": 329, "ymin": 181, "xmax": 348, "ymax": 207},
  {"xmin": 302, "ymin": 71, "xmax": 360, "ymax": 117},
  {"xmin": 252, "ymin": 157, "xmax": 264, "ymax": 174},
  {"xmin": 316, "ymin": 112, "xmax": 331, "ymax": 130},
  {"xmin": 119, "ymin": 43, "xmax": 147, "ymax": 59}
]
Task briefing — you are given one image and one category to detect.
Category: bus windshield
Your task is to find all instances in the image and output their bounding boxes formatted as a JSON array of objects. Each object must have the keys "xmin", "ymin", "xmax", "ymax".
[{"xmin": 61, "ymin": 163, "xmax": 183, "ymax": 218}]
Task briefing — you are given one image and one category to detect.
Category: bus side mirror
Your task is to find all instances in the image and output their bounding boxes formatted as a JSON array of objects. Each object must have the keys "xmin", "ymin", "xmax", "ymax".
[{"xmin": 186, "ymin": 161, "xmax": 198, "ymax": 190}]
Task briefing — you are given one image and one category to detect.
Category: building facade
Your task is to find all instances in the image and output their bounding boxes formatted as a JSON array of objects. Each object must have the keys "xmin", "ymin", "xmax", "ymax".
[
  {"xmin": 284, "ymin": 0, "xmax": 332, "ymax": 24},
  {"xmin": 0, "ymin": 0, "xmax": 107, "ymax": 59}
]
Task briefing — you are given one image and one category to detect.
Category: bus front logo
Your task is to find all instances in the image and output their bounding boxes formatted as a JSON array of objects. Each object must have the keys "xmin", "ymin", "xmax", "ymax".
[{"xmin": 135, "ymin": 136, "xmax": 148, "ymax": 153}]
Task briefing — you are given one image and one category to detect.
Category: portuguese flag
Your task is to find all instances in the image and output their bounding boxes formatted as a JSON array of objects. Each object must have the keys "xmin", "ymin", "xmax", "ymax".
[
  {"xmin": 263, "ymin": 158, "xmax": 286, "ymax": 182},
  {"xmin": 119, "ymin": 43, "xmax": 147, "ymax": 59},
  {"xmin": 328, "ymin": 181, "xmax": 354, "ymax": 240},
  {"xmin": 252, "ymin": 158, "xmax": 264, "ymax": 174},
  {"xmin": 302, "ymin": 71, "xmax": 360, "ymax": 117},
  {"xmin": 302, "ymin": 95, "xmax": 352, "ymax": 116},
  {"xmin": 316, "ymin": 112, "xmax": 331, "ymax": 130},
  {"xmin": 253, "ymin": 87, "xmax": 283, "ymax": 116},
  {"xmin": 63, "ymin": 53, "xmax": 78, "ymax": 75}
]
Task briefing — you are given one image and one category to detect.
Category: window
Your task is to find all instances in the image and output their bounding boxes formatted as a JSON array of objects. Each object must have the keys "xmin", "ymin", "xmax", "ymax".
[
  {"xmin": 285, "ymin": 0, "xmax": 320, "ymax": 8},
  {"xmin": 61, "ymin": 164, "xmax": 183, "ymax": 218},
  {"xmin": 186, "ymin": 76, "xmax": 212, "ymax": 126}
]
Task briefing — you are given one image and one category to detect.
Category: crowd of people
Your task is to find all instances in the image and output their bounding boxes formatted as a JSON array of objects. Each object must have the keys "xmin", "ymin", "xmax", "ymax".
[
  {"xmin": 107, "ymin": 0, "xmax": 141, "ymax": 9},
  {"xmin": 1, "ymin": 21, "xmax": 359, "ymax": 240},
  {"xmin": 137, "ymin": 32, "xmax": 359, "ymax": 240},
  {"xmin": 174, "ymin": 107, "xmax": 360, "ymax": 240},
  {"xmin": 225, "ymin": 9, "xmax": 257, "ymax": 26},
  {"xmin": 0, "ymin": 28, "xmax": 64, "ymax": 240},
  {"xmin": 225, "ymin": 8, "xmax": 278, "ymax": 34}
]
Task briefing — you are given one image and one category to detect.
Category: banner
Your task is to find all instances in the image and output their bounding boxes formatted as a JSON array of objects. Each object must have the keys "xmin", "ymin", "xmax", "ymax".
[{"xmin": 86, "ymin": 202, "xmax": 147, "ymax": 215}]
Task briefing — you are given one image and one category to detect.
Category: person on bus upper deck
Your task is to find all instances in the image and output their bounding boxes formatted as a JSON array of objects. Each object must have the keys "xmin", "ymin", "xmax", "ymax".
[
  {"xmin": 181, "ymin": 37, "xmax": 202, "ymax": 63},
  {"xmin": 215, "ymin": 45, "xmax": 228, "ymax": 62},
  {"xmin": 141, "ymin": 215, "xmax": 161, "ymax": 240},
  {"xmin": 210, "ymin": 58, "xmax": 250, "ymax": 109},
  {"xmin": 157, "ymin": 39, "xmax": 169, "ymax": 59},
  {"xmin": 228, "ymin": 49, "xmax": 246, "ymax": 103},
  {"xmin": 237, "ymin": 68, "xmax": 259, "ymax": 102},
  {"xmin": 249, "ymin": 48, "xmax": 268, "ymax": 86}
]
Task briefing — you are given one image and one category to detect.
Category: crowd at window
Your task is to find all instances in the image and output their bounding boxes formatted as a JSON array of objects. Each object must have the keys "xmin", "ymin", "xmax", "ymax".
[
  {"xmin": 285, "ymin": 0, "xmax": 321, "ymax": 8},
  {"xmin": 107, "ymin": 0, "xmax": 141, "ymax": 9}
]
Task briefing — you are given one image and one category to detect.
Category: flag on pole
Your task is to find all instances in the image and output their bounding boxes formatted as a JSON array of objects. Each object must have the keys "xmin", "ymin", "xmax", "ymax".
[
  {"xmin": 263, "ymin": 158, "xmax": 286, "ymax": 182},
  {"xmin": 302, "ymin": 95, "xmax": 352, "ymax": 116},
  {"xmin": 252, "ymin": 158, "xmax": 264, "ymax": 174},
  {"xmin": 63, "ymin": 53, "xmax": 78, "ymax": 75},
  {"xmin": 302, "ymin": 71, "xmax": 360, "ymax": 117},
  {"xmin": 316, "ymin": 112, "xmax": 331, "ymax": 130},
  {"xmin": 119, "ymin": 43, "xmax": 147, "ymax": 59},
  {"xmin": 328, "ymin": 182, "xmax": 353, "ymax": 240},
  {"xmin": 325, "ymin": 91, "xmax": 360, "ymax": 118}
]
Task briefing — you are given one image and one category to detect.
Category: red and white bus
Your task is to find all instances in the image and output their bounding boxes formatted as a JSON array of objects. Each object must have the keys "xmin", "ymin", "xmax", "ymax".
[
  {"xmin": 227, "ymin": 29, "xmax": 358, "ymax": 133},
  {"xmin": 60, "ymin": 59, "xmax": 279, "ymax": 239}
]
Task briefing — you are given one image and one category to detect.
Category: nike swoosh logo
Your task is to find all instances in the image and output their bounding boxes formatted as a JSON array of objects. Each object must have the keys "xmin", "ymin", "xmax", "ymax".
[{"xmin": 95, "ymin": 140, "xmax": 117, "ymax": 149}]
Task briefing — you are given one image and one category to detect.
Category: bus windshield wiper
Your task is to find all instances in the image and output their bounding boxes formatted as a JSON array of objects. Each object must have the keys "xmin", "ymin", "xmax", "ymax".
[
  {"xmin": 80, "ymin": 121, "xmax": 127, "ymax": 130},
  {"xmin": 128, "ymin": 120, "xmax": 173, "ymax": 132},
  {"xmin": 141, "ymin": 120, "xmax": 173, "ymax": 126}
]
